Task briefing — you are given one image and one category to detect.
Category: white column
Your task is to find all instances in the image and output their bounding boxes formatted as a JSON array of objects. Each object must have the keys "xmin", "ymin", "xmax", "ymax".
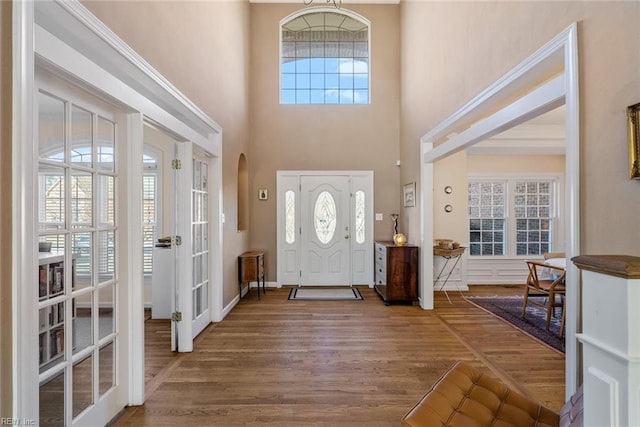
[{"xmin": 573, "ymin": 255, "xmax": 640, "ymax": 427}]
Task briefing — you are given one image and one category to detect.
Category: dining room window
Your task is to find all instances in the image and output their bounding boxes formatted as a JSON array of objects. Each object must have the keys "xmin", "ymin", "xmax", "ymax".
[
  {"xmin": 514, "ymin": 180, "xmax": 553, "ymax": 256},
  {"xmin": 468, "ymin": 176, "xmax": 559, "ymax": 257},
  {"xmin": 468, "ymin": 181, "xmax": 506, "ymax": 256}
]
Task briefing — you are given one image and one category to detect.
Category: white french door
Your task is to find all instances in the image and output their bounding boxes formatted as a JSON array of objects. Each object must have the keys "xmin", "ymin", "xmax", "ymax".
[
  {"xmin": 36, "ymin": 74, "xmax": 124, "ymax": 426},
  {"xmin": 171, "ymin": 142, "xmax": 216, "ymax": 351},
  {"xmin": 191, "ymin": 152, "xmax": 211, "ymax": 337},
  {"xmin": 300, "ymin": 175, "xmax": 352, "ymax": 286}
]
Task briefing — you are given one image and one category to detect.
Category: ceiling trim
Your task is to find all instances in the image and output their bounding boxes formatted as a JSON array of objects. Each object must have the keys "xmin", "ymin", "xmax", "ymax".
[{"xmin": 250, "ymin": 0, "xmax": 400, "ymax": 3}]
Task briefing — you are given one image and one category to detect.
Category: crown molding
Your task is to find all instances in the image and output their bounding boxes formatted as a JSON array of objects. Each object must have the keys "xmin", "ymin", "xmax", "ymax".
[{"xmin": 250, "ymin": 0, "xmax": 400, "ymax": 4}]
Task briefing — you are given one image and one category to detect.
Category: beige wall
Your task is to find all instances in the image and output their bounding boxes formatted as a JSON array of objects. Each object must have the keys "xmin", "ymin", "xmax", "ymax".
[
  {"xmin": 433, "ymin": 151, "xmax": 468, "ymax": 245},
  {"xmin": 432, "ymin": 153, "xmax": 566, "ymax": 246},
  {"xmin": 0, "ymin": 0, "xmax": 11, "ymax": 415},
  {"xmin": 250, "ymin": 4, "xmax": 402, "ymax": 279},
  {"xmin": 401, "ymin": 1, "xmax": 640, "ymax": 256},
  {"xmin": 467, "ymin": 154, "xmax": 566, "ymax": 175},
  {"xmin": 83, "ymin": 1, "xmax": 251, "ymax": 306}
]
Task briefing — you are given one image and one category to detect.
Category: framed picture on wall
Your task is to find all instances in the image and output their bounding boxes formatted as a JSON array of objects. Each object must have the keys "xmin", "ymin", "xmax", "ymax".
[
  {"xmin": 404, "ymin": 182, "xmax": 416, "ymax": 207},
  {"xmin": 628, "ymin": 102, "xmax": 640, "ymax": 179}
]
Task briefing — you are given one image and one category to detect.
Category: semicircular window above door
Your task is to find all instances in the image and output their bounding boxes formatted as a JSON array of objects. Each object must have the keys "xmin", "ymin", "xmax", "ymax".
[{"xmin": 314, "ymin": 191, "xmax": 337, "ymax": 244}]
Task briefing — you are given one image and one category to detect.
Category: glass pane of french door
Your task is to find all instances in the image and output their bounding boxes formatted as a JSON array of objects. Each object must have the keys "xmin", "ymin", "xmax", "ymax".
[
  {"xmin": 37, "ymin": 89, "xmax": 118, "ymax": 425},
  {"xmin": 191, "ymin": 157, "xmax": 209, "ymax": 333}
]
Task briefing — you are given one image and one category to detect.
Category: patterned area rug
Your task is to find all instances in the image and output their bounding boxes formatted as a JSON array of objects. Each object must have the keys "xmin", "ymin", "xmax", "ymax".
[
  {"xmin": 465, "ymin": 296, "xmax": 565, "ymax": 353},
  {"xmin": 288, "ymin": 287, "xmax": 363, "ymax": 301}
]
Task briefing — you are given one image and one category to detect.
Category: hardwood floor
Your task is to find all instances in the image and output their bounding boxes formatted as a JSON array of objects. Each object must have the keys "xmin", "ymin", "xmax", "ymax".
[{"xmin": 111, "ymin": 285, "xmax": 565, "ymax": 426}]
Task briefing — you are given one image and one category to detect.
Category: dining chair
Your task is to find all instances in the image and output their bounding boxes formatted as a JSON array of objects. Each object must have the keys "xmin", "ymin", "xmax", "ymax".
[{"xmin": 522, "ymin": 260, "xmax": 566, "ymax": 335}]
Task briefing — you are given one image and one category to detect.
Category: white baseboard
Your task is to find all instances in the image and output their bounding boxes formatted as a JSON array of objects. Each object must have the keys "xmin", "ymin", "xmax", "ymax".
[
  {"xmin": 436, "ymin": 284, "xmax": 469, "ymax": 292},
  {"xmin": 222, "ymin": 295, "xmax": 240, "ymax": 319}
]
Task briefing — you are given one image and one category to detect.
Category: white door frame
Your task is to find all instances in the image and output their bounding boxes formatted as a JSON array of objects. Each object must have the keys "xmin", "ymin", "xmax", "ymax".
[
  {"xmin": 277, "ymin": 171, "xmax": 374, "ymax": 287},
  {"xmin": 419, "ymin": 24, "xmax": 580, "ymax": 397},
  {"xmin": 12, "ymin": 0, "xmax": 223, "ymax": 421}
]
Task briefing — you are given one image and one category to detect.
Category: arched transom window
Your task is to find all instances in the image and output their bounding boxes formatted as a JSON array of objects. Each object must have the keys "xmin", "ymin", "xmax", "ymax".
[{"xmin": 280, "ymin": 9, "xmax": 370, "ymax": 104}]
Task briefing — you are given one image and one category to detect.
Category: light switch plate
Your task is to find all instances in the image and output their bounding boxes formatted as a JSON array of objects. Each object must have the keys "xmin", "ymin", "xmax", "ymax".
[{"xmin": 375, "ymin": 213, "xmax": 383, "ymax": 221}]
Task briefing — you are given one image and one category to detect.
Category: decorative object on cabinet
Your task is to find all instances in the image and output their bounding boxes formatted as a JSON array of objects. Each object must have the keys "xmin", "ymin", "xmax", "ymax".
[
  {"xmin": 403, "ymin": 182, "xmax": 416, "ymax": 207},
  {"xmin": 628, "ymin": 102, "xmax": 640, "ymax": 179},
  {"xmin": 374, "ymin": 241, "xmax": 418, "ymax": 305},
  {"xmin": 390, "ymin": 213, "xmax": 406, "ymax": 246},
  {"xmin": 393, "ymin": 233, "xmax": 407, "ymax": 247},
  {"xmin": 238, "ymin": 251, "xmax": 265, "ymax": 300},
  {"xmin": 390, "ymin": 213, "xmax": 399, "ymax": 235}
]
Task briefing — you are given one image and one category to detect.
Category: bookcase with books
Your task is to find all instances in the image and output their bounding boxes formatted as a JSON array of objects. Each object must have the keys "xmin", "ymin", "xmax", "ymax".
[{"xmin": 38, "ymin": 251, "xmax": 76, "ymax": 371}]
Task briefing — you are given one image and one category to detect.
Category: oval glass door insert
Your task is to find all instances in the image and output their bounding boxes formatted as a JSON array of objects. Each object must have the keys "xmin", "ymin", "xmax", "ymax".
[{"xmin": 314, "ymin": 191, "xmax": 337, "ymax": 244}]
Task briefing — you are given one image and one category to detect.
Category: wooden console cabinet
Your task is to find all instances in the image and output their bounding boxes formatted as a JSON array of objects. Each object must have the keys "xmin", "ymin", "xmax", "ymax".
[
  {"xmin": 374, "ymin": 241, "xmax": 419, "ymax": 304},
  {"xmin": 238, "ymin": 251, "xmax": 265, "ymax": 300}
]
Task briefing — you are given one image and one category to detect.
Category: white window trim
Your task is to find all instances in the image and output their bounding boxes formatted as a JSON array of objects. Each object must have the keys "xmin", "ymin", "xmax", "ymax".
[{"xmin": 278, "ymin": 7, "xmax": 372, "ymax": 105}]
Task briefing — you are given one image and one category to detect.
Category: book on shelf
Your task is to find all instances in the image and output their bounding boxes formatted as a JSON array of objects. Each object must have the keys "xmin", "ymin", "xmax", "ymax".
[
  {"xmin": 57, "ymin": 302, "xmax": 64, "ymax": 323},
  {"xmin": 39, "ymin": 333, "xmax": 45, "ymax": 364},
  {"xmin": 50, "ymin": 264, "xmax": 64, "ymax": 295},
  {"xmin": 39, "ymin": 308, "xmax": 48, "ymax": 331},
  {"xmin": 39, "ymin": 266, "xmax": 49, "ymax": 298},
  {"xmin": 48, "ymin": 302, "xmax": 65, "ymax": 326},
  {"xmin": 49, "ymin": 327, "xmax": 64, "ymax": 357}
]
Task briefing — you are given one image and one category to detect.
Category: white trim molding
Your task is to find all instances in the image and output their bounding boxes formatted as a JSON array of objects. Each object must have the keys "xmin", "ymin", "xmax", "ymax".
[
  {"xmin": 12, "ymin": 0, "xmax": 37, "ymax": 419},
  {"xmin": 13, "ymin": 0, "xmax": 224, "ymax": 422},
  {"xmin": 276, "ymin": 170, "xmax": 374, "ymax": 288},
  {"xmin": 419, "ymin": 23, "xmax": 580, "ymax": 397}
]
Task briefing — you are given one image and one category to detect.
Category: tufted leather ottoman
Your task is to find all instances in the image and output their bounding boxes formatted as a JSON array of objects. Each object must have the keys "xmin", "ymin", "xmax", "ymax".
[{"xmin": 401, "ymin": 361, "xmax": 560, "ymax": 427}]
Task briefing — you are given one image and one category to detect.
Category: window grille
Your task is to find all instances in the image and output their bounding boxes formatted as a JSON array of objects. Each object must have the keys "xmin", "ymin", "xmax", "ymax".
[
  {"xmin": 281, "ymin": 11, "xmax": 369, "ymax": 104},
  {"xmin": 468, "ymin": 181, "xmax": 506, "ymax": 256},
  {"xmin": 514, "ymin": 181, "xmax": 553, "ymax": 256},
  {"xmin": 468, "ymin": 177, "xmax": 557, "ymax": 257}
]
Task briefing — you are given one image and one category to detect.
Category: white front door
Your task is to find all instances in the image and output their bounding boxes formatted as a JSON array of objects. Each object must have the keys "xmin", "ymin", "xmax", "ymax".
[{"xmin": 300, "ymin": 176, "xmax": 351, "ymax": 285}]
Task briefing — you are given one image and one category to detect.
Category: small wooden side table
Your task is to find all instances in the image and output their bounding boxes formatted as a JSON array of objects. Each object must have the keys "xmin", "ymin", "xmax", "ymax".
[
  {"xmin": 238, "ymin": 251, "xmax": 265, "ymax": 300},
  {"xmin": 433, "ymin": 246, "xmax": 466, "ymax": 304}
]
